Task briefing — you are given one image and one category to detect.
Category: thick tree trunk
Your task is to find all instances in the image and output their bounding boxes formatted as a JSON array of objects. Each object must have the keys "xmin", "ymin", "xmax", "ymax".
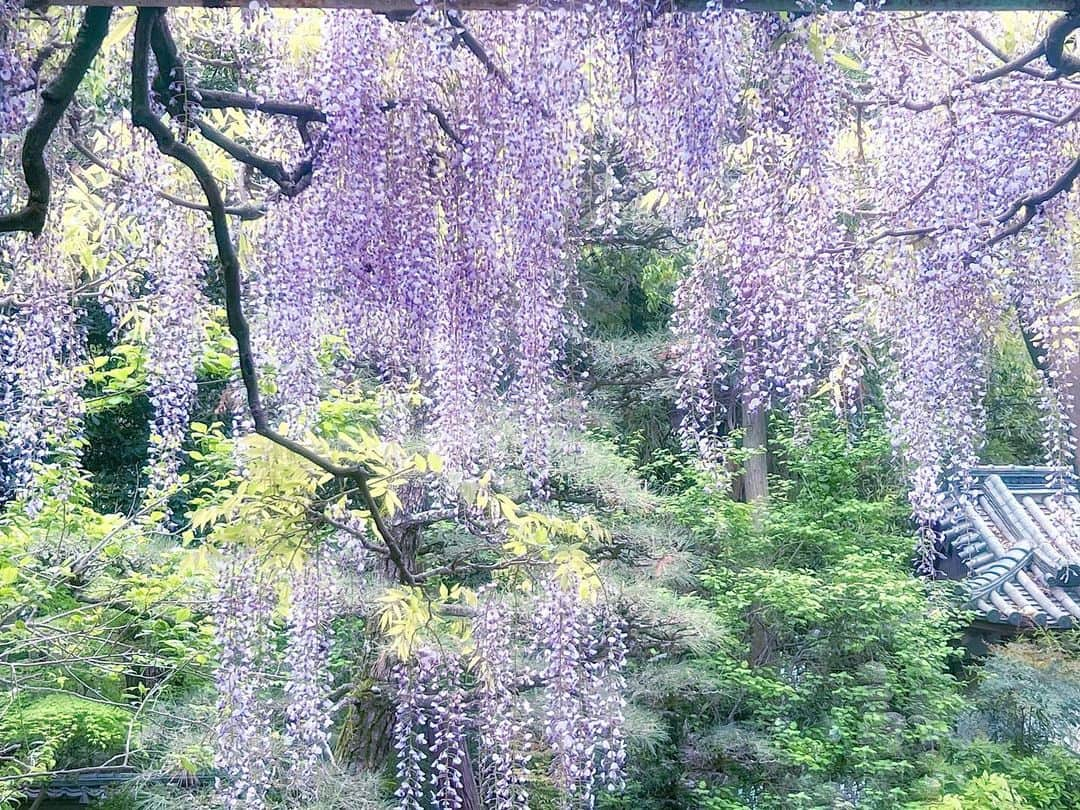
[
  {"xmin": 346, "ymin": 680, "xmax": 395, "ymax": 771},
  {"xmin": 742, "ymin": 396, "xmax": 769, "ymax": 503},
  {"xmin": 348, "ymin": 519, "xmax": 423, "ymax": 771}
]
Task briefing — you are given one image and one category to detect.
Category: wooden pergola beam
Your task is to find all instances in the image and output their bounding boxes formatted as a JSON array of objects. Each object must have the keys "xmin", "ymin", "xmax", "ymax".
[{"xmin": 33, "ymin": 0, "xmax": 1080, "ymax": 12}]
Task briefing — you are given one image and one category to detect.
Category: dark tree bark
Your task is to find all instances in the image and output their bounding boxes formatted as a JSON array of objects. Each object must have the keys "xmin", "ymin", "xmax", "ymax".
[
  {"xmin": 742, "ymin": 394, "xmax": 769, "ymax": 503},
  {"xmin": 345, "ymin": 667, "xmax": 396, "ymax": 771},
  {"xmin": 0, "ymin": 7, "xmax": 112, "ymax": 235}
]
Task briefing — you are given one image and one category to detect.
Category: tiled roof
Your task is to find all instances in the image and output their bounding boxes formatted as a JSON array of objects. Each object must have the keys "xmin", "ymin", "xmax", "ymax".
[
  {"xmin": 19, "ymin": 770, "xmax": 210, "ymax": 801},
  {"xmin": 939, "ymin": 466, "xmax": 1080, "ymax": 629}
]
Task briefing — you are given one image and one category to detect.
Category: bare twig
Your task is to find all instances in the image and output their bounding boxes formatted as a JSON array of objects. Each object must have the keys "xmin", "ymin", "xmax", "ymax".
[
  {"xmin": 446, "ymin": 10, "xmax": 512, "ymax": 90},
  {"xmin": 68, "ymin": 123, "xmax": 266, "ymax": 220},
  {"xmin": 964, "ymin": 25, "xmax": 1051, "ymax": 79},
  {"xmin": 983, "ymin": 152, "xmax": 1080, "ymax": 247},
  {"xmin": 195, "ymin": 87, "xmax": 327, "ymax": 123},
  {"xmin": 991, "ymin": 103, "xmax": 1080, "ymax": 125}
]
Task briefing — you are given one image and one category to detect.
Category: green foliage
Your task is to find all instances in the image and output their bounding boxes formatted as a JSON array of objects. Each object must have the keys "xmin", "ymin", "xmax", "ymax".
[
  {"xmin": 626, "ymin": 405, "xmax": 970, "ymax": 809},
  {"xmin": 584, "ymin": 333, "xmax": 683, "ymax": 475},
  {"xmin": 981, "ymin": 330, "xmax": 1045, "ymax": 466},
  {"xmin": 966, "ymin": 641, "xmax": 1080, "ymax": 754},
  {"xmin": 3, "ymin": 232, "xmax": 1074, "ymax": 810},
  {"xmin": 923, "ymin": 772, "xmax": 1035, "ymax": 810},
  {"xmin": 90, "ymin": 767, "xmax": 392, "ymax": 810},
  {"xmin": 612, "ymin": 400, "xmax": 1080, "ymax": 810},
  {"xmin": 578, "ymin": 244, "xmax": 683, "ymax": 337},
  {"xmin": 0, "ymin": 482, "xmax": 215, "ymax": 808},
  {"xmin": 940, "ymin": 740, "xmax": 1080, "ymax": 809},
  {"xmin": 0, "ymin": 694, "xmax": 131, "ymax": 772}
]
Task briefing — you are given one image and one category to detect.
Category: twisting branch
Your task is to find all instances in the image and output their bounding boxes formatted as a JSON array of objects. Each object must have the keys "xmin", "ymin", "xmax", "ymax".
[
  {"xmin": 148, "ymin": 17, "xmax": 318, "ymax": 197},
  {"xmin": 821, "ymin": 147, "xmax": 1080, "ymax": 256},
  {"xmin": 191, "ymin": 89, "xmax": 463, "ymax": 146},
  {"xmin": 378, "ymin": 99, "xmax": 465, "ymax": 146},
  {"xmin": 833, "ymin": 16, "xmax": 1080, "ymax": 258},
  {"xmin": 192, "ymin": 115, "xmax": 314, "ymax": 196},
  {"xmin": 964, "ymin": 25, "xmax": 1051, "ymax": 80},
  {"xmin": 992, "ymin": 102, "xmax": 1080, "ymax": 125},
  {"xmin": 195, "ymin": 88, "xmax": 327, "ymax": 123},
  {"xmin": 445, "ymin": 10, "xmax": 511, "ymax": 90},
  {"xmin": 861, "ymin": 17, "xmax": 1076, "ymax": 117},
  {"xmin": 0, "ymin": 7, "xmax": 111, "ymax": 235},
  {"xmin": 1045, "ymin": 11, "xmax": 1080, "ymax": 75},
  {"xmin": 969, "ymin": 37, "xmax": 1046, "ymax": 82},
  {"xmin": 129, "ymin": 8, "xmax": 416, "ymax": 585},
  {"xmin": 983, "ymin": 152, "xmax": 1080, "ymax": 248}
]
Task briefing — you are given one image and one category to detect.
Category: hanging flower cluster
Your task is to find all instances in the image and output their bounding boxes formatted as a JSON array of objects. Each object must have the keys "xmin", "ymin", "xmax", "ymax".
[
  {"xmin": 474, "ymin": 598, "xmax": 531, "ymax": 810},
  {"xmin": 389, "ymin": 585, "xmax": 626, "ymax": 809},
  {"xmin": 626, "ymin": 10, "xmax": 744, "ymax": 453},
  {"xmin": 213, "ymin": 550, "xmax": 276, "ymax": 810},
  {"xmin": 283, "ymin": 562, "xmax": 334, "ymax": 798},
  {"xmin": 0, "ymin": 231, "xmax": 87, "ymax": 512},
  {"xmin": 531, "ymin": 579, "xmax": 627, "ymax": 804},
  {"xmin": 251, "ymin": 8, "xmax": 590, "ymax": 480},
  {"xmin": 392, "ymin": 649, "xmax": 470, "ymax": 810},
  {"xmin": 1007, "ymin": 220, "xmax": 1079, "ymax": 488},
  {"xmin": 0, "ymin": 0, "xmax": 32, "ymax": 135},
  {"xmin": 214, "ymin": 554, "xmax": 339, "ymax": 808},
  {"xmin": 853, "ymin": 11, "xmax": 1079, "ymax": 529},
  {"xmin": 634, "ymin": 14, "xmax": 853, "ymax": 453},
  {"xmin": 875, "ymin": 244, "xmax": 1000, "ymax": 566},
  {"xmin": 142, "ymin": 210, "xmax": 208, "ymax": 500},
  {"xmin": 590, "ymin": 609, "xmax": 628, "ymax": 793}
]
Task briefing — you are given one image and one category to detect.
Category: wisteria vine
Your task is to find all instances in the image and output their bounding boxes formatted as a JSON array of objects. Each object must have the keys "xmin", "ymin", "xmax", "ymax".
[
  {"xmin": 1, "ymin": 4, "xmax": 1079, "ymax": 807},
  {"xmin": 213, "ymin": 550, "xmax": 276, "ymax": 810},
  {"xmin": 391, "ymin": 583, "xmax": 628, "ymax": 810}
]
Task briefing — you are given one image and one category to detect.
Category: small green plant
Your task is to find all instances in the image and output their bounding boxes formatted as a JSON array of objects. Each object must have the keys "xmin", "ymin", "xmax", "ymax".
[{"xmin": 0, "ymin": 694, "xmax": 132, "ymax": 772}]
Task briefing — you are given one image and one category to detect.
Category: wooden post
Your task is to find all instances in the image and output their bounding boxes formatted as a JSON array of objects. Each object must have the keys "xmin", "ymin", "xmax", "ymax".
[{"xmin": 32, "ymin": 0, "xmax": 1080, "ymax": 11}]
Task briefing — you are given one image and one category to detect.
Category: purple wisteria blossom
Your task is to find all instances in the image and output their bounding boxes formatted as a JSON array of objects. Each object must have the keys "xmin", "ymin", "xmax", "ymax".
[
  {"xmin": 0, "ymin": 0, "xmax": 32, "ymax": 135},
  {"xmin": 638, "ymin": 15, "xmax": 855, "ymax": 457},
  {"xmin": 213, "ymin": 549, "xmax": 276, "ymax": 810},
  {"xmin": 0, "ymin": 231, "xmax": 87, "ymax": 512},
  {"xmin": 855, "ymin": 13, "xmax": 1078, "ymax": 550},
  {"xmin": 283, "ymin": 561, "xmax": 333, "ymax": 798},
  {"xmin": 531, "ymin": 580, "xmax": 628, "ymax": 807},
  {"xmin": 474, "ymin": 598, "xmax": 532, "ymax": 810},
  {"xmin": 143, "ymin": 212, "xmax": 208, "ymax": 501},
  {"xmin": 392, "ymin": 649, "xmax": 469, "ymax": 810},
  {"xmin": 249, "ymin": 9, "xmax": 589, "ymax": 481}
]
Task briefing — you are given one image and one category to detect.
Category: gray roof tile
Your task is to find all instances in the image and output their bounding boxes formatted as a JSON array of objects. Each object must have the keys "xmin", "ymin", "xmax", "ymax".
[{"xmin": 938, "ymin": 466, "xmax": 1080, "ymax": 628}]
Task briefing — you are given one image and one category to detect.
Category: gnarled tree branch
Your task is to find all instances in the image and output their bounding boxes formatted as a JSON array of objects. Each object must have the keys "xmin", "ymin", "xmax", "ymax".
[
  {"xmin": 148, "ymin": 16, "xmax": 319, "ymax": 197},
  {"xmin": 983, "ymin": 151, "xmax": 1080, "ymax": 247},
  {"xmin": 0, "ymin": 7, "xmax": 111, "ymax": 235},
  {"xmin": 68, "ymin": 119, "xmax": 266, "ymax": 220},
  {"xmin": 129, "ymin": 8, "xmax": 416, "ymax": 585},
  {"xmin": 1045, "ymin": 11, "xmax": 1080, "ymax": 75},
  {"xmin": 195, "ymin": 88, "xmax": 327, "ymax": 122}
]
